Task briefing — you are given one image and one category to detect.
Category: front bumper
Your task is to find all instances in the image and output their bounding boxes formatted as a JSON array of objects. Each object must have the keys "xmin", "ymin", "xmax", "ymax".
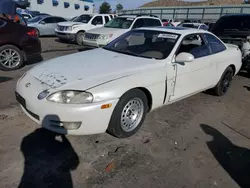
[
  {"xmin": 55, "ymin": 31, "xmax": 76, "ymax": 41},
  {"xmin": 16, "ymin": 76, "xmax": 119, "ymax": 135},
  {"xmin": 82, "ymin": 38, "xmax": 109, "ymax": 48}
]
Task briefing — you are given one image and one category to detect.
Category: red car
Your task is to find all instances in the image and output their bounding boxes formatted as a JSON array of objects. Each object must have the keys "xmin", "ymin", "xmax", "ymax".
[
  {"xmin": 162, "ymin": 18, "xmax": 174, "ymax": 26},
  {"xmin": 0, "ymin": 17, "xmax": 41, "ymax": 71}
]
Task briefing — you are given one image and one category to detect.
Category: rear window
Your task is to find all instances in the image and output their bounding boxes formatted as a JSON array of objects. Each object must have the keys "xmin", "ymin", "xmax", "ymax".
[{"xmin": 212, "ymin": 16, "xmax": 250, "ymax": 33}]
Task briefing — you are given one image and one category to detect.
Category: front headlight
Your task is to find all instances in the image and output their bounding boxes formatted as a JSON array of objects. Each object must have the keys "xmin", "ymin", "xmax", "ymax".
[
  {"xmin": 47, "ymin": 91, "xmax": 93, "ymax": 104},
  {"xmin": 72, "ymin": 25, "xmax": 80, "ymax": 30},
  {"xmin": 67, "ymin": 26, "xmax": 72, "ymax": 31},
  {"xmin": 98, "ymin": 34, "xmax": 113, "ymax": 40}
]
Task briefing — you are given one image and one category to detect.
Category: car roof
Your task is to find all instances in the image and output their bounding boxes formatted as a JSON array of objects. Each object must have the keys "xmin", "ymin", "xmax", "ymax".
[
  {"xmin": 182, "ymin": 23, "xmax": 204, "ymax": 26},
  {"xmin": 221, "ymin": 13, "xmax": 250, "ymax": 18},
  {"xmin": 136, "ymin": 26, "xmax": 209, "ymax": 35},
  {"xmin": 118, "ymin": 15, "xmax": 160, "ymax": 19}
]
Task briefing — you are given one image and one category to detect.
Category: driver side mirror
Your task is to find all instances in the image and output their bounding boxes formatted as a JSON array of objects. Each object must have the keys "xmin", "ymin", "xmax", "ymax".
[
  {"xmin": 175, "ymin": 52, "xmax": 194, "ymax": 63},
  {"xmin": 40, "ymin": 21, "xmax": 45, "ymax": 25}
]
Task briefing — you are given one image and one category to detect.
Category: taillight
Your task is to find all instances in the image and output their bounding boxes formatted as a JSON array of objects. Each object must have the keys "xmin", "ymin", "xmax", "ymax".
[{"xmin": 27, "ymin": 29, "xmax": 38, "ymax": 37}]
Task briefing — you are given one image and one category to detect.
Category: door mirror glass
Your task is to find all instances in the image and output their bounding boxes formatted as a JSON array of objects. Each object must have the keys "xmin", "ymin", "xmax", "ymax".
[
  {"xmin": 40, "ymin": 20, "xmax": 45, "ymax": 25},
  {"xmin": 175, "ymin": 52, "xmax": 194, "ymax": 63}
]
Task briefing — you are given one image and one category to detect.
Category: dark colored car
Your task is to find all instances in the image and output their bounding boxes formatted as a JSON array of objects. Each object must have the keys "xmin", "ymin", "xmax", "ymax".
[
  {"xmin": 211, "ymin": 14, "xmax": 250, "ymax": 72},
  {"xmin": 0, "ymin": 17, "xmax": 41, "ymax": 71}
]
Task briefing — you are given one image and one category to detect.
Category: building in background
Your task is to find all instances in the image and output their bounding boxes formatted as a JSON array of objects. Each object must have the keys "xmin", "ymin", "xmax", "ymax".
[{"xmin": 15, "ymin": 0, "xmax": 94, "ymax": 18}]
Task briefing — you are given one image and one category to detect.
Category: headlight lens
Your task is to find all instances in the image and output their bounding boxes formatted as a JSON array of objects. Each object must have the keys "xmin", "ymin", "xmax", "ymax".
[
  {"xmin": 67, "ymin": 26, "xmax": 72, "ymax": 31},
  {"xmin": 98, "ymin": 34, "xmax": 113, "ymax": 40},
  {"xmin": 47, "ymin": 91, "xmax": 93, "ymax": 104},
  {"xmin": 72, "ymin": 25, "xmax": 80, "ymax": 30}
]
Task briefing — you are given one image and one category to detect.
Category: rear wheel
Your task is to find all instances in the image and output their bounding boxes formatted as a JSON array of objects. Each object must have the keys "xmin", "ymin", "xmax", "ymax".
[
  {"xmin": 213, "ymin": 67, "xmax": 234, "ymax": 96},
  {"xmin": 76, "ymin": 31, "xmax": 85, "ymax": 46},
  {"xmin": 107, "ymin": 89, "xmax": 148, "ymax": 138},
  {"xmin": 0, "ymin": 45, "xmax": 24, "ymax": 71}
]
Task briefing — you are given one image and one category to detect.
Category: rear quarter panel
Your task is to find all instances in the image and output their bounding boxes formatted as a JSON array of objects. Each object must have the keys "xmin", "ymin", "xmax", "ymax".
[{"xmin": 214, "ymin": 45, "xmax": 242, "ymax": 84}]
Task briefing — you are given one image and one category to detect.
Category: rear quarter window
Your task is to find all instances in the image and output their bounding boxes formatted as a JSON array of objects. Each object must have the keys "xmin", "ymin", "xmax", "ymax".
[
  {"xmin": 0, "ymin": 20, "xmax": 5, "ymax": 27},
  {"xmin": 204, "ymin": 33, "xmax": 226, "ymax": 54}
]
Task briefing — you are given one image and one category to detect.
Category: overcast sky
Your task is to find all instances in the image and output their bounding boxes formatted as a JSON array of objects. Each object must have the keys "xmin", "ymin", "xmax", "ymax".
[{"xmin": 94, "ymin": 0, "xmax": 202, "ymax": 10}]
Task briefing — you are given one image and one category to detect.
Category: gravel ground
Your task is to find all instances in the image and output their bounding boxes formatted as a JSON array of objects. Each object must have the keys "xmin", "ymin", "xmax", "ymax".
[{"xmin": 0, "ymin": 37, "xmax": 250, "ymax": 188}]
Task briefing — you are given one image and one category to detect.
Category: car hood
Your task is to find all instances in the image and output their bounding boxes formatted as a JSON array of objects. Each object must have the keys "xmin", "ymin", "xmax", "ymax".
[
  {"xmin": 28, "ymin": 48, "xmax": 164, "ymax": 90},
  {"xmin": 87, "ymin": 27, "xmax": 128, "ymax": 36},
  {"xmin": 57, "ymin": 21, "xmax": 84, "ymax": 26}
]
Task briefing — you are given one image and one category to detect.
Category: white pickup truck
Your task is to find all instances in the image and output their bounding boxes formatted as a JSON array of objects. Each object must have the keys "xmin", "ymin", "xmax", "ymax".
[{"xmin": 55, "ymin": 14, "xmax": 116, "ymax": 45}]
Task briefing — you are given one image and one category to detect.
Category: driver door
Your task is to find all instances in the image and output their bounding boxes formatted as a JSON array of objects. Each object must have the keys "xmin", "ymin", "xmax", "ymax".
[
  {"xmin": 170, "ymin": 34, "xmax": 216, "ymax": 101},
  {"xmin": 39, "ymin": 17, "xmax": 55, "ymax": 35}
]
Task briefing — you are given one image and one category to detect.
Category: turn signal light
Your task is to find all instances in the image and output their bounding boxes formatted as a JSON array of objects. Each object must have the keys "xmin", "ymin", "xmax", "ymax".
[{"xmin": 101, "ymin": 104, "xmax": 112, "ymax": 109}]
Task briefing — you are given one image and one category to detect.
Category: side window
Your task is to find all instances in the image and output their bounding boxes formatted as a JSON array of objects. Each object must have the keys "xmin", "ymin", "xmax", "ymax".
[
  {"xmin": 104, "ymin": 16, "xmax": 110, "ymax": 24},
  {"xmin": 145, "ymin": 19, "xmax": 162, "ymax": 27},
  {"xmin": 92, "ymin": 16, "xmax": 103, "ymax": 25},
  {"xmin": 43, "ymin": 17, "xmax": 54, "ymax": 24},
  {"xmin": 204, "ymin": 33, "xmax": 226, "ymax": 54},
  {"xmin": 177, "ymin": 34, "xmax": 210, "ymax": 59},
  {"xmin": 54, "ymin": 17, "xmax": 66, "ymax": 23},
  {"xmin": 132, "ymin": 19, "xmax": 144, "ymax": 29}
]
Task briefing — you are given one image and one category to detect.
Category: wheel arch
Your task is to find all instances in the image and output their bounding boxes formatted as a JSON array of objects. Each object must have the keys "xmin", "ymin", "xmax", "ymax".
[
  {"xmin": 229, "ymin": 64, "xmax": 236, "ymax": 75},
  {"xmin": 123, "ymin": 87, "xmax": 153, "ymax": 112},
  {"xmin": 0, "ymin": 44, "xmax": 26, "ymax": 60}
]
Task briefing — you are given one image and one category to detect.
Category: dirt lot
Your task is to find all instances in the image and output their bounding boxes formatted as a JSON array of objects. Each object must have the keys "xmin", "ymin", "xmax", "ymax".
[{"xmin": 0, "ymin": 37, "xmax": 250, "ymax": 188}]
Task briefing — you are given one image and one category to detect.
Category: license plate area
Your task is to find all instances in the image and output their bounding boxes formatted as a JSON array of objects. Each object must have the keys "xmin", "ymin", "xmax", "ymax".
[{"xmin": 15, "ymin": 92, "xmax": 26, "ymax": 108}]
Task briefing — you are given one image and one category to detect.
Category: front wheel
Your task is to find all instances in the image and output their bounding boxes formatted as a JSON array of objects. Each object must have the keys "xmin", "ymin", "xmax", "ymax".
[
  {"xmin": 213, "ymin": 67, "xmax": 234, "ymax": 96},
  {"xmin": 76, "ymin": 31, "xmax": 85, "ymax": 46},
  {"xmin": 107, "ymin": 89, "xmax": 148, "ymax": 138}
]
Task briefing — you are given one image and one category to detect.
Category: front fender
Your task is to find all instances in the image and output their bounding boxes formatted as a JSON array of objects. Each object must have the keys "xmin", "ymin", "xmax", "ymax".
[{"xmin": 88, "ymin": 68, "xmax": 166, "ymax": 110}]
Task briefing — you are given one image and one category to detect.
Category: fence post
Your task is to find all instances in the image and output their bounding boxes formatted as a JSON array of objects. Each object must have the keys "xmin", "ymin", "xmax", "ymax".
[
  {"xmin": 241, "ymin": 7, "xmax": 243, "ymax": 14},
  {"xmin": 187, "ymin": 8, "xmax": 189, "ymax": 19},
  {"xmin": 220, "ymin": 7, "xmax": 223, "ymax": 17},
  {"xmin": 173, "ymin": 8, "xmax": 176, "ymax": 19},
  {"xmin": 160, "ymin": 9, "xmax": 163, "ymax": 19},
  {"xmin": 202, "ymin": 8, "xmax": 205, "ymax": 20}
]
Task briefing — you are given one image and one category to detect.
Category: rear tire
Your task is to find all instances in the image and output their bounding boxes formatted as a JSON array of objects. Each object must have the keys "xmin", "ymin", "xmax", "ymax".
[
  {"xmin": 213, "ymin": 66, "xmax": 234, "ymax": 96},
  {"xmin": 76, "ymin": 31, "xmax": 85, "ymax": 46},
  {"xmin": 0, "ymin": 45, "xmax": 24, "ymax": 71},
  {"xmin": 107, "ymin": 89, "xmax": 148, "ymax": 138}
]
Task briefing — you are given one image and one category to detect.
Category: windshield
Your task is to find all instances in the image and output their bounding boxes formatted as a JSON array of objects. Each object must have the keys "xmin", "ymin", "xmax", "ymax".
[
  {"xmin": 103, "ymin": 30, "xmax": 180, "ymax": 60},
  {"xmin": 104, "ymin": 17, "xmax": 134, "ymax": 29},
  {"xmin": 74, "ymin": 15, "xmax": 92, "ymax": 23},
  {"xmin": 212, "ymin": 16, "xmax": 250, "ymax": 33},
  {"xmin": 28, "ymin": 16, "xmax": 42, "ymax": 23}
]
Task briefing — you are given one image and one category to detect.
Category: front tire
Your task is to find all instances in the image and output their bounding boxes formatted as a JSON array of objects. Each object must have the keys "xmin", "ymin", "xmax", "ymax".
[
  {"xmin": 76, "ymin": 31, "xmax": 85, "ymax": 45},
  {"xmin": 0, "ymin": 45, "xmax": 24, "ymax": 71},
  {"xmin": 213, "ymin": 66, "xmax": 234, "ymax": 96},
  {"xmin": 107, "ymin": 89, "xmax": 148, "ymax": 138}
]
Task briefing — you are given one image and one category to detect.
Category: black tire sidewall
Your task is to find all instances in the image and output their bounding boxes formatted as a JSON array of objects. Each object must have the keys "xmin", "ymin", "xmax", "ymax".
[
  {"xmin": 214, "ymin": 67, "xmax": 234, "ymax": 96},
  {"xmin": 107, "ymin": 89, "xmax": 148, "ymax": 138},
  {"xmin": 0, "ymin": 45, "xmax": 24, "ymax": 71}
]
